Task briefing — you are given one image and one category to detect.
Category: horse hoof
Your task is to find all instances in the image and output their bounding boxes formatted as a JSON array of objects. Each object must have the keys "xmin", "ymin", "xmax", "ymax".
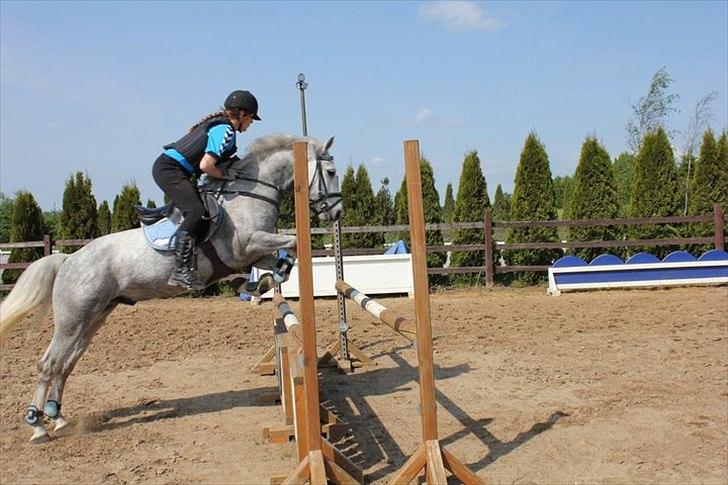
[
  {"xmin": 53, "ymin": 416, "xmax": 70, "ymax": 433},
  {"xmin": 29, "ymin": 428, "xmax": 50, "ymax": 444}
]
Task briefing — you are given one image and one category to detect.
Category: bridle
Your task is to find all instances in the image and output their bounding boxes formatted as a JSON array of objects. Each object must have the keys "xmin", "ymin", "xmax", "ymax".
[
  {"xmin": 201, "ymin": 154, "xmax": 341, "ymax": 217},
  {"xmin": 308, "ymin": 155, "xmax": 342, "ymax": 216}
]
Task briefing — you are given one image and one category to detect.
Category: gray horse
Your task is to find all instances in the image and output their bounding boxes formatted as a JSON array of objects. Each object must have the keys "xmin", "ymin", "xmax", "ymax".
[{"xmin": 0, "ymin": 133, "xmax": 341, "ymax": 443}]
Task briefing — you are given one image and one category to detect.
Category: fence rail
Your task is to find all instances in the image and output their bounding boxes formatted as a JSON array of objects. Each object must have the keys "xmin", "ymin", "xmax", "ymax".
[{"xmin": 1, "ymin": 205, "xmax": 725, "ymax": 290}]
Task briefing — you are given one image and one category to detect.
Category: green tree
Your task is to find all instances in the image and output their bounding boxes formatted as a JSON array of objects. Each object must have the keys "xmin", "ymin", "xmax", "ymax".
[
  {"xmin": 688, "ymin": 130, "xmax": 728, "ymax": 251},
  {"xmin": 613, "ymin": 152, "xmax": 636, "ymax": 216},
  {"xmin": 58, "ymin": 172, "xmax": 99, "ymax": 252},
  {"xmin": 566, "ymin": 137, "xmax": 620, "ymax": 261},
  {"xmin": 441, "ymin": 183, "xmax": 455, "ymax": 223},
  {"xmin": 373, "ymin": 177, "xmax": 395, "ymax": 243},
  {"xmin": 492, "ymin": 184, "xmax": 511, "ymax": 245},
  {"xmin": 552, "ymin": 175, "xmax": 573, "ymax": 213},
  {"xmin": 450, "ymin": 150, "xmax": 490, "ymax": 284},
  {"xmin": 43, "ymin": 211, "xmax": 60, "ymax": 239},
  {"xmin": 629, "ymin": 128, "xmax": 680, "ymax": 256},
  {"xmin": 97, "ymin": 200, "xmax": 112, "ymax": 236},
  {"xmin": 0, "ymin": 192, "xmax": 13, "ymax": 243},
  {"xmin": 394, "ymin": 158, "xmax": 447, "ymax": 277},
  {"xmin": 626, "ymin": 66, "xmax": 679, "ymax": 153},
  {"xmin": 340, "ymin": 164, "xmax": 382, "ymax": 249},
  {"xmin": 504, "ymin": 133, "xmax": 560, "ymax": 284},
  {"xmin": 112, "ymin": 183, "xmax": 142, "ymax": 232},
  {"xmin": 146, "ymin": 199, "xmax": 157, "ymax": 208},
  {"xmin": 1, "ymin": 191, "xmax": 45, "ymax": 286}
]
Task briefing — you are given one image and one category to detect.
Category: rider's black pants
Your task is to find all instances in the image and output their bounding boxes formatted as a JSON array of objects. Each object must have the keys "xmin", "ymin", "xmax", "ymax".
[{"xmin": 152, "ymin": 154, "xmax": 205, "ymax": 240}]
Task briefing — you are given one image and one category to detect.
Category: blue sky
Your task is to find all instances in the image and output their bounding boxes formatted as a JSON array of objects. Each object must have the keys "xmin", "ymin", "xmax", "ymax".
[{"xmin": 1, "ymin": 1, "xmax": 726, "ymax": 210}]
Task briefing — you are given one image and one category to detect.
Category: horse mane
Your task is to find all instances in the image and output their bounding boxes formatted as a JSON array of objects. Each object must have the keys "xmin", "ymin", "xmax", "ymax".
[{"xmin": 243, "ymin": 133, "xmax": 320, "ymax": 163}]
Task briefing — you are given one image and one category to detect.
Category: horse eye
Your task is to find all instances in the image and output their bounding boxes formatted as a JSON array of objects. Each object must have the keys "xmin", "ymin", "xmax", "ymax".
[{"xmin": 326, "ymin": 168, "xmax": 336, "ymax": 176}]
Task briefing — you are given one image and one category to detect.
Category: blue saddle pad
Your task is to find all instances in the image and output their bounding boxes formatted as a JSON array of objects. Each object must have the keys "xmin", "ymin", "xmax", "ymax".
[{"xmin": 143, "ymin": 218, "xmax": 180, "ymax": 251}]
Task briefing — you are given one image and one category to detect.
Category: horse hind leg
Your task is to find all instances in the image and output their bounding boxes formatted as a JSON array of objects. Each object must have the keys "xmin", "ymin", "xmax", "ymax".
[{"xmin": 27, "ymin": 304, "xmax": 115, "ymax": 443}]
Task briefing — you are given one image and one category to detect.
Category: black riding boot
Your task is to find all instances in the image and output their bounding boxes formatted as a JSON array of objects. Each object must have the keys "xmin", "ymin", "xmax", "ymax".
[{"xmin": 168, "ymin": 230, "xmax": 206, "ymax": 290}]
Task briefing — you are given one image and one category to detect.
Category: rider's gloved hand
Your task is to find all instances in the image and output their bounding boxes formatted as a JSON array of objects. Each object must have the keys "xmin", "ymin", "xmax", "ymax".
[{"xmin": 219, "ymin": 169, "xmax": 238, "ymax": 181}]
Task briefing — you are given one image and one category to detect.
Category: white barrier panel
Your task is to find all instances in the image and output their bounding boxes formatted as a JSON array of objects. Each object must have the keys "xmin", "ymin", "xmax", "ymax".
[{"xmin": 259, "ymin": 253, "xmax": 413, "ymax": 298}]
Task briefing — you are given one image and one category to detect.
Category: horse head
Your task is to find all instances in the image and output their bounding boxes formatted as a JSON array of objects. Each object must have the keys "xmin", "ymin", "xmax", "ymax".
[{"xmin": 307, "ymin": 136, "xmax": 342, "ymax": 223}]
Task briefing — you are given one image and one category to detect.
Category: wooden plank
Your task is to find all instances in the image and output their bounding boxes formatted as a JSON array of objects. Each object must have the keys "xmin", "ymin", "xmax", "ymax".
[
  {"xmin": 495, "ymin": 214, "xmax": 711, "ymax": 228},
  {"xmin": 323, "ymin": 456, "xmax": 361, "ymax": 485},
  {"xmin": 498, "ymin": 236, "xmax": 714, "ymax": 251},
  {"xmin": 425, "ymin": 440, "xmax": 447, "ymax": 485},
  {"xmin": 714, "ymin": 204, "xmax": 725, "ymax": 251},
  {"xmin": 263, "ymin": 424, "xmax": 294, "ymax": 444},
  {"xmin": 251, "ymin": 343, "xmax": 277, "ymax": 375},
  {"xmin": 442, "ymin": 447, "xmax": 485, "ymax": 485},
  {"xmin": 0, "ymin": 241, "xmax": 46, "ymax": 249},
  {"xmin": 404, "ymin": 140, "xmax": 438, "ymax": 442},
  {"xmin": 53, "ymin": 238, "xmax": 91, "ymax": 246},
  {"xmin": 308, "ymin": 450, "xmax": 327, "ymax": 485},
  {"xmin": 322, "ymin": 438, "xmax": 364, "ymax": 483},
  {"xmin": 389, "ymin": 444, "xmax": 426, "ymax": 485},
  {"xmin": 281, "ymin": 455, "xmax": 309, "ymax": 485},
  {"xmin": 292, "ymin": 141, "xmax": 323, "ymax": 455},
  {"xmin": 0, "ymin": 262, "xmax": 32, "ymax": 270}
]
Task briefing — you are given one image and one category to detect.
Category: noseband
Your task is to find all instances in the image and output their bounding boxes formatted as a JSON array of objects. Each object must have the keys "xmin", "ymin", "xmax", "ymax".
[{"xmin": 308, "ymin": 156, "xmax": 342, "ymax": 216}]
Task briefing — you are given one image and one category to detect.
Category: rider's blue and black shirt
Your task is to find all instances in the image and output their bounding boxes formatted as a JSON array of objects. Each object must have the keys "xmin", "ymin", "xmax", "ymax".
[{"xmin": 163, "ymin": 116, "xmax": 237, "ymax": 174}]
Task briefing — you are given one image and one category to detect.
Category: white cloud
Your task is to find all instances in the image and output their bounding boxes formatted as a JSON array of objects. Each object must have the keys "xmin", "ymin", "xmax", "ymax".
[
  {"xmin": 413, "ymin": 107, "xmax": 434, "ymax": 124},
  {"xmin": 371, "ymin": 157, "xmax": 384, "ymax": 166},
  {"xmin": 418, "ymin": 1, "xmax": 505, "ymax": 32}
]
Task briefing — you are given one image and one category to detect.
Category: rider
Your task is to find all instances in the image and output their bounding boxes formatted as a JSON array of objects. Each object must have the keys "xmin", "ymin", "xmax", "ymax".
[{"xmin": 152, "ymin": 90, "xmax": 261, "ymax": 290}]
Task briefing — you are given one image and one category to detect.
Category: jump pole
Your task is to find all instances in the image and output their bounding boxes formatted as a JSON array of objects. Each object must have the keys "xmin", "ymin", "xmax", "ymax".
[
  {"xmin": 390, "ymin": 140, "xmax": 483, "ymax": 485},
  {"xmin": 276, "ymin": 140, "xmax": 361, "ymax": 484}
]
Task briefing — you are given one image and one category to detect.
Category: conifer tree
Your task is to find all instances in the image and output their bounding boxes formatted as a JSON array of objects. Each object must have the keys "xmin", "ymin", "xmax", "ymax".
[
  {"xmin": 441, "ymin": 183, "xmax": 455, "ymax": 223},
  {"xmin": 58, "ymin": 172, "xmax": 99, "ymax": 252},
  {"xmin": 505, "ymin": 133, "xmax": 560, "ymax": 284},
  {"xmin": 450, "ymin": 150, "xmax": 490, "ymax": 283},
  {"xmin": 340, "ymin": 164, "xmax": 382, "ymax": 249},
  {"xmin": 112, "ymin": 183, "xmax": 142, "ymax": 232},
  {"xmin": 394, "ymin": 158, "xmax": 446, "ymax": 275},
  {"xmin": 717, "ymin": 131, "xmax": 728, "ymax": 209},
  {"xmin": 97, "ymin": 200, "xmax": 111, "ymax": 236},
  {"xmin": 146, "ymin": 199, "xmax": 157, "ymax": 208},
  {"xmin": 492, "ymin": 184, "xmax": 510, "ymax": 244},
  {"xmin": 373, "ymin": 177, "xmax": 395, "ymax": 244},
  {"xmin": 0, "ymin": 192, "xmax": 13, "ymax": 243},
  {"xmin": 613, "ymin": 152, "xmax": 636, "ymax": 217},
  {"xmin": 43, "ymin": 211, "xmax": 60, "ymax": 239},
  {"xmin": 339, "ymin": 165, "xmax": 359, "ymax": 248},
  {"xmin": 492, "ymin": 185, "xmax": 510, "ymax": 221},
  {"xmin": 553, "ymin": 175, "xmax": 573, "ymax": 212},
  {"xmin": 688, "ymin": 130, "xmax": 728, "ymax": 249},
  {"xmin": 1, "ymin": 191, "xmax": 45, "ymax": 285},
  {"xmin": 629, "ymin": 128, "xmax": 680, "ymax": 256},
  {"xmin": 566, "ymin": 136, "xmax": 620, "ymax": 261}
]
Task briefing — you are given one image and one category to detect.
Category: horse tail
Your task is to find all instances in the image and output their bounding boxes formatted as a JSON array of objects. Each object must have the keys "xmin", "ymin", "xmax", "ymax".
[{"xmin": 0, "ymin": 253, "xmax": 69, "ymax": 343}]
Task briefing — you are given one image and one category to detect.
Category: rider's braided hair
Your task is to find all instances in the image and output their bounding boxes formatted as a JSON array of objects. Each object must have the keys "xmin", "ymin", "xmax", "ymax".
[{"xmin": 187, "ymin": 108, "xmax": 241, "ymax": 133}]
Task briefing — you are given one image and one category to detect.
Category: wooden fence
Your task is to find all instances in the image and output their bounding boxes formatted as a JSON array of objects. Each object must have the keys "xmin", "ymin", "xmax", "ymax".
[{"xmin": 1, "ymin": 205, "xmax": 725, "ymax": 290}]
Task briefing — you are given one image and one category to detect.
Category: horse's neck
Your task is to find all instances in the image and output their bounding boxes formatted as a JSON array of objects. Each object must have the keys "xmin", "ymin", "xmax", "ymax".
[{"xmin": 239, "ymin": 151, "xmax": 294, "ymax": 191}]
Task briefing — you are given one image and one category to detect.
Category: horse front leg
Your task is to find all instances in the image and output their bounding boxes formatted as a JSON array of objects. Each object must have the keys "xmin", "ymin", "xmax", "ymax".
[{"xmin": 243, "ymin": 232, "xmax": 298, "ymax": 296}]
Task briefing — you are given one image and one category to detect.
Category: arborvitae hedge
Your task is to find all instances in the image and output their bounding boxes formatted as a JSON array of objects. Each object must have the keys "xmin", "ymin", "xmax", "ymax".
[
  {"xmin": 553, "ymin": 175, "xmax": 573, "ymax": 212},
  {"xmin": 58, "ymin": 172, "xmax": 99, "ymax": 252},
  {"xmin": 111, "ymin": 183, "xmax": 142, "ymax": 232},
  {"xmin": 373, "ymin": 177, "xmax": 395, "ymax": 243},
  {"xmin": 146, "ymin": 199, "xmax": 157, "ymax": 208},
  {"xmin": 629, "ymin": 128, "xmax": 680, "ymax": 256},
  {"xmin": 394, "ymin": 158, "xmax": 446, "ymax": 277},
  {"xmin": 566, "ymin": 136, "xmax": 620, "ymax": 261},
  {"xmin": 613, "ymin": 152, "xmax": 636, "ymax": 217},
  {"xmin": 492, "ymin": 184, "xmax": 510, "ymax": 221},
  {"xmin": 717, "ymin": 131, "xmax": 728, "ymax": 212},
  {"xmin": 0, "ymin": 192, "xmax": 13, "ymax": 243},
  {"xmin": 98, "ymin": 200, "xmax": 111, "ymax": 236},
  {"xmin": 1, "ymin": 191, "xmax": 45, "ymax": 286},
  {"xmin": 450, "ymin": 150, "xmax": 490, "ymax": 284},
  {"xmin": 505, "ymin": 133, "xmax": 560, "ymax": 284},
  {"xmin": 688, "ymin": 130, "xmax": 727, "ymax": 250},
  {"xmin": 441, "ymin": 183, "xmax": 455, "ymax": 223}
]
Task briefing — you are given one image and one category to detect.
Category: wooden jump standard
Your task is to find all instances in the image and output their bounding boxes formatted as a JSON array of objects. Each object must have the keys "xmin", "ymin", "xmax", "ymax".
[
  {"xmin": 271, "ymin": 141, "xmax": 363, "ymax": 484},
  {"xmin": 389, "ymin": 140, "xmax": 484, "ymax": 485}
]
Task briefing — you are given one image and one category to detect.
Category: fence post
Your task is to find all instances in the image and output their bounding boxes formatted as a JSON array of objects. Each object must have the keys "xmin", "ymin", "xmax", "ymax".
[
  {"xmin": 714, "ymin": 204, "xmax": 725, "ymax": 251},
  {"xmin": 484, "ymin": 208, "xmax": 494, "ymax": 287},
  {"xmin": 43, "ymin": 234, "xmax": 52, "ymax": 256}
]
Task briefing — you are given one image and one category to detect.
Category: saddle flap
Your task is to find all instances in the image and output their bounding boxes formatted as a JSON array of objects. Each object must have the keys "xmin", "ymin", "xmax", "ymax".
[{"xmin": 134, "ymin": 203, "xmax": 178, "ymax": 226}]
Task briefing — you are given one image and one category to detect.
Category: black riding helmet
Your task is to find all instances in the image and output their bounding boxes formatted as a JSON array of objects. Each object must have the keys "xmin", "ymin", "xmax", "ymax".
[{"xmin": 224, "ymin": 90, "xmax": 261, "ymax": 120}]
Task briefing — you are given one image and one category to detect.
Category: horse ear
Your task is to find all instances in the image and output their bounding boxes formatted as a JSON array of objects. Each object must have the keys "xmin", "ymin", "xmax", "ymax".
[{"xmin": 324, "ymin": 136, "xmax": 335, "ymax": 152}]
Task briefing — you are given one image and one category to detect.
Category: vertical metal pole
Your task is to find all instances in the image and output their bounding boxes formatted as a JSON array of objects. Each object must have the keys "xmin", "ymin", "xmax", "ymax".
[
  {"xmin": 297, "ymin": 73, "xmax": 308, "ymax": 137},
  {"xmin": 334, "ymin": 220, "xmax": 350, "ymax": 362}
]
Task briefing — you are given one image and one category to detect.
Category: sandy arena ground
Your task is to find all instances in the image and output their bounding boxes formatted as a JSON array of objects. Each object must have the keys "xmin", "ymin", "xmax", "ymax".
[{"xmin": 1, "ymin": 285, "xmax": 727, "ymax": 484}]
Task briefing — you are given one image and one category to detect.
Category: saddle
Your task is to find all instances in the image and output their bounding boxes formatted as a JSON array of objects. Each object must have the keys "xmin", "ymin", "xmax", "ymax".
[{"xmin": 133, "ymin": 192, "xmax": 224, "ymax": 251}]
